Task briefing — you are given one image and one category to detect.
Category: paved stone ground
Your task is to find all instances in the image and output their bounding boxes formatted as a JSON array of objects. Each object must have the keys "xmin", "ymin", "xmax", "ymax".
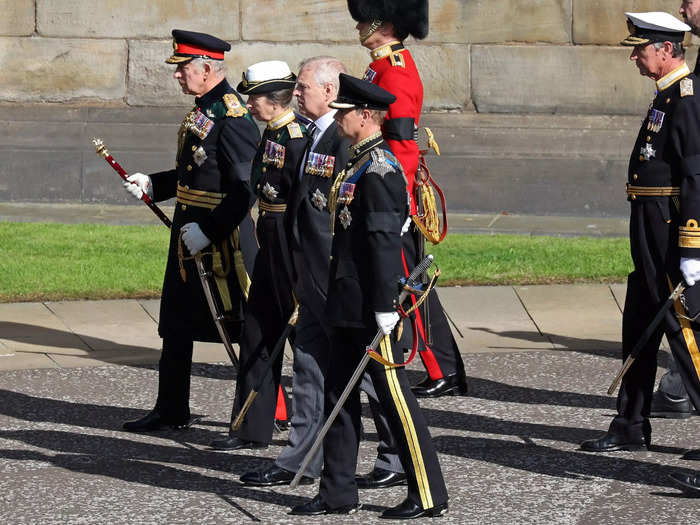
[
  {"xmin": 1, "ymin": 204, "xmax": 698, "ymax": 523},
  {"xmin": 1, "ymin": 287, "xmax": 699, "ymax": 524}
]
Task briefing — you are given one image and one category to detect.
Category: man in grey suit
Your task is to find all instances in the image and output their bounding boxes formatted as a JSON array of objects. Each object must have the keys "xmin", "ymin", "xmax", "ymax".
[{"xmin": 239, "ymin": 56, "xmax": 350, "ymax": 486}]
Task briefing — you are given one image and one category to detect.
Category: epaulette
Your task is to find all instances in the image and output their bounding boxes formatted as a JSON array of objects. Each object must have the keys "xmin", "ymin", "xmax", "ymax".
[
  {"xmin": 389, "ymin": 51, "xmax": 406, "ymax": 68},
  {"xmin": 223, "ymin": 93, "xmax": 248, "ymax": 117},
  {"xmin": 681, "ymin": 77, "xmax": 694, "ymax": 98},
  {"xmin": 367, "ymin": 149, "xmax": 400, "ymax": 177},
  {"xmin": 287, "ymin": 121, "xmax": 304, "ymax": 139}
]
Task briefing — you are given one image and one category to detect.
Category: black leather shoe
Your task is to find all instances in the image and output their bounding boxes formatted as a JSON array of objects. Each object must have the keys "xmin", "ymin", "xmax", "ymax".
[
  {"xmin": 411, "ymin": 374, "xmax": 468, "ymax": 398},
  {"xmin": 240, "ymin": 465, "xmax": 314, "ymax": 486},
  {"xmin": 122, "ymin": 410, "xmax": 193, "ymax": 432},
  {"xmin": 650, "ymin": 391, "xmax": 692, "ymax": 419},
  {"xmin": 356, "ymin": 467, "xmax": 407, "ymax": 489},
  {"xmin": 682, "ymin": 449, "xmax": 700, "ymax": 461},
  {"xmin": 209, "ymin": 435, "xmax": 267, "ymax": 451},
  {"xmin": 669, "ymin": 472, "xmax": 700, "ymax": 495},
  {"xmin": 380, "ymin": 498, "xmax": 448, "ymax": 519},
  {"xmin": 580, "ymin": 432, "xmax": 648, "ymax": 452},
  {"xmin": 289, "ymin": 494, "xmax": 362, "ymax": 516}
]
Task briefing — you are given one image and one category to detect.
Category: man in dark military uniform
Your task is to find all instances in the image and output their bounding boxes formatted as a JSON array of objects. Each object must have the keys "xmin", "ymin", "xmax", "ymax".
[
  {"xmin": 209, "ymin": 61, "xmax": 310, "ymax": 451},
  {"xmin": 581, "ymin": 14, "xmax": 700, "ymax": 466},
  {"xmin": 648, "ymin": 0, "xmax": 700, "ymax": 422},
  {"xmin": 120, "ymin": 30, "xmax": 260, "ymax": 432},
  {"xmin": 345, "ymin": 0, "xmax": 468, "ymax": 492},
  {"xmin": 290, "ymin": 74, "xmax": 448, "ymax": 519},
  {"xmin": 348, "ymin": 0, "xmax": 468, "ymax": 401},
  {"xmin": 239, "ymin": 56, "xmax": 350, "ymax": 486}
]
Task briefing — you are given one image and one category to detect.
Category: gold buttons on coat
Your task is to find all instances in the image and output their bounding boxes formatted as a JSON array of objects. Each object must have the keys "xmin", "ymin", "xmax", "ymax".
[
  {"xmin": 181, "ymin": 204, "xmax": 187, "ymax": 210},
  {"xmin": 187, "ymin": 165, "xmax": 193, "ymax": 171},
  {"xmin": 646, "ymin": 136, "xmax": 651, "ymax": 142},
  {"xmin": 192, "ymin": 145, "xmax": 197, "ymax": 151},
  {"xmin": 262, "ymin": 167, "xmax": 267, "ymax": 173},
  {"xmin": 633, "ymin": 174, "xmax": 638, "ymax": 180}
]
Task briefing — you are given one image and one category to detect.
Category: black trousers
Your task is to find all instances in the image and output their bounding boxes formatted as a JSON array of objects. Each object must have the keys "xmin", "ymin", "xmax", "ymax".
[
  {"xmin": 612, "ymin": 271, "xmax": 700, "ymax": 440},
  {"xmin": 320, "ymin": 326, "xmax": 448, "ymax": 509},
  {"xmin": 230, "ymin": 211, "xmax": 295, "ymax": 443},
  {"xmin": 612, "ymin": 199, "xmax": 700, "ymax": 440},
  {"xmin": 155, "ymin": 336, "xmax": 194, "ymax": 422},
  {"xmin": 401, "ymin": 226, "xmax": 467, "ymax": 382}
]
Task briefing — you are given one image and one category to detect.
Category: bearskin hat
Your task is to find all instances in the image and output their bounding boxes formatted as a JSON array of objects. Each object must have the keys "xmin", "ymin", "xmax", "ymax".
[{"xmin": 347, "ymin": 0, "xmax": 429, "ymax": 40}]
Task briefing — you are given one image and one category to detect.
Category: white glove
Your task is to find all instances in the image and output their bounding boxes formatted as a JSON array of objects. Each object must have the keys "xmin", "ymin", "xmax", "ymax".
[
  {"xmin": 681, "ymin": 257, "xmax": 700, "ymax": 286},
  {"xmin": 181, "ymin": 222, "xmax": 211, "ymax": 255},
  {"xmin": 400, "ymin": 217, "xmax": 412, "ymax": 236},
  {"xmin": 123, "ymin": 172, "xmax": 153, "ymax": 200},
  {"xmin": 375, "ymin": 311, "xmax": 400, "ymax": 335}
]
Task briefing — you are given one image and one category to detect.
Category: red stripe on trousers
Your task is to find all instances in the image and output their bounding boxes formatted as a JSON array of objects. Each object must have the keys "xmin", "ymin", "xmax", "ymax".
[{"xmin": 401, "ymin": 248, "xmax": 443, "ymax": 380}]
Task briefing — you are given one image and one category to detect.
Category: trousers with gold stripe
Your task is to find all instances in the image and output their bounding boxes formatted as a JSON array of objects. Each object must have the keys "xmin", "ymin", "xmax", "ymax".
[
  {"xmin": 610, "ymin": 197, "xmax": 700, "ymax": 441},
  {"xmin": 319, "ymin": 326, "xmax": 447, "ymax": 509}
]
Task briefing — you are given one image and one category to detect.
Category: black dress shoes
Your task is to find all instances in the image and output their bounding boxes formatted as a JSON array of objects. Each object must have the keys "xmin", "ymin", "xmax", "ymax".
[
  {"xmin": 668, "ymin": 472, "xmax": 700, "ymax": 495},
  {"xmin": 122, "ymin": 410, "xmax": 195, "ymax": 432},
  {"xmin": 289, "ymin": 494, "xmax": 362, "ymax": 516},
  {"xmin": 209, "ymin": 435, "xmax": 267, "ymax": 451},
  {"xmin": 380, "ymin": 498, "xmax": 449, "ymax": 519},
  {"xmin": 580, "ymin": 432, "xmax": 648, "ymax": 452},
  {"xmin": 682, "ymin": 449, "xmax": 700, "ymax": 461},
  {"xmin": 411, "ymin": 374, "xmax": 468, "ymax": 398},
  {"xmin": 240, "ymin": 465, "xmax": 313, "ymax": 486},
  {"xmin": 650, "ymin": 390, "xmax": 693, "ymax": 419},
  {"xmin": 356, "ymin": 467, "xmax": 407, "ymax": 489}
]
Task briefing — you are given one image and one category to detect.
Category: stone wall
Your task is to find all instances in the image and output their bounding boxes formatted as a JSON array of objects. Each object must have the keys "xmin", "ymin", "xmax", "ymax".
[{"xmin": 0, "ymin": 0, "xmax": 693, "ymax": 216}]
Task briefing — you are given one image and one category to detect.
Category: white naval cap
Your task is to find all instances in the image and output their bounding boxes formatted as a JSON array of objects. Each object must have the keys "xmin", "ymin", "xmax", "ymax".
[
  {"xmin": 237, "ymin": 60, "xmax": 296, "ymax": 95},
  {"xmin": 621, "ymin": 12, "xmax": 690, "ymax": 46}
]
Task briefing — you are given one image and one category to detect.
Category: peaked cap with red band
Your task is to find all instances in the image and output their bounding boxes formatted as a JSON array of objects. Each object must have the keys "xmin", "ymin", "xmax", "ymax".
[{"xmin": 166, "ymin": 29, "xmax": 231, "ymax": 64}]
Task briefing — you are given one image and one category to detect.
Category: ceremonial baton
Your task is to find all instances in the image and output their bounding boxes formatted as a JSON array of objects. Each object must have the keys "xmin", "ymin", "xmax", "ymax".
[
  {"xmin": 290, "ymin": 254, "xmax": 435, "ymax": 488},
  {"xmin": 230, "ymin": 305, "xmax": 299, "ymax": 431},
  {"xmin": 93, "ymin": 138, "xmax": 240, "ymax": 369},
  {"xmin": 92, "ymin": 138, "xmax": 172, "ymax": 228},
  {"xmin": 607, "ymin": 282, "xmax": 685, "ymax": 395}
]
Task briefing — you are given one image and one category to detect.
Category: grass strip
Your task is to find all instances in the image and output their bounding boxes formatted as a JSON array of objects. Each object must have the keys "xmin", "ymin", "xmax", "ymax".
[{"xmin": 0, "ymin": 222, "xmax": 632, "ymax": 302}]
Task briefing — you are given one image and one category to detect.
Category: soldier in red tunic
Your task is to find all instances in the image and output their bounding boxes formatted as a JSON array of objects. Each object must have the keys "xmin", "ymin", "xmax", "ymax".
[
  {"xmin": 346, "ymin": 0, "xmax": 469, "ymax": 490},
  {"xmin": 350, "ymin": 0, "xmax": 468, "ymax": 398}
]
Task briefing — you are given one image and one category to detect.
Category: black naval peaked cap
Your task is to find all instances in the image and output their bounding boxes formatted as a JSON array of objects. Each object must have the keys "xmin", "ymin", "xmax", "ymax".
[
  {"xmin": 166, "ymin": 29, "xmax": 231, "ymax": 64},
  {"xmin": 347, "ymin": 0, "xmax": 429, "ymax": 39},
  {"xmin": 621, "ymin": 12, "xmax": 690, "ymax": 46},
  {"xmin": 329, "ymin": 73, "xmax": 396, "ymax": 111}
]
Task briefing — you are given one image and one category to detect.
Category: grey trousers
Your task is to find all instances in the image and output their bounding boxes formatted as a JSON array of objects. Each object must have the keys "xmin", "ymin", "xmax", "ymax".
[
  {"xmin": 360, "ymin": 373, "xmax": 405, "ymax": 474},
  {"xmin": 658, "ymin": 353, "xmax": 690, "ymax": 399},
  {"xmin": 275, "ymin": 303, "xmax": 330, "ymax": 477}
]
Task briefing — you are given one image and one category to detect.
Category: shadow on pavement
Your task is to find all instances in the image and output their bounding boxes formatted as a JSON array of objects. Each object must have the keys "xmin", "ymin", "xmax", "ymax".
[
  {"xmin": 0, "ymin": 322, "xmax": 238, "ymax": 379},
  {"xmin": 466, "ymin": 327, "xmax": 673, "ymax": 369},
  {"xmin": 433, "ymin": 434, "xmax": 692, "ymax": 491}
]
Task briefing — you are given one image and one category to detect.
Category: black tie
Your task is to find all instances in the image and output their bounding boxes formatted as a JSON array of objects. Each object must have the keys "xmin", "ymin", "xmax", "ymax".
[{"xmin": 307, "ymin": 122, "xmax": 318, "ymax": 142}]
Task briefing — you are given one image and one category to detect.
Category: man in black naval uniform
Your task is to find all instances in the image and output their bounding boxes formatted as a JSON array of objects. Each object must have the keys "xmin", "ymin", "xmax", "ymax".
[
  {"xmin": 290, "ymin": 74, "xmax": 448, "ymax": 519},
  {"xmin": 209, "ymin": 61, "xmax": 310, "ymax": 450},
  {"xmin": 647, "ymin": 0, "xmax": 700, "ymax": 422},
  {"xmin": 238, "ymin": 56, "xmax": 350, "ymax": 486},
  {"xmin": 121, "ymin": 30, "xmax": 260, "ymax": 431},
  {"xmin": 581, "ymin": 13, "xmax": 700, "ymax": 465}
]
